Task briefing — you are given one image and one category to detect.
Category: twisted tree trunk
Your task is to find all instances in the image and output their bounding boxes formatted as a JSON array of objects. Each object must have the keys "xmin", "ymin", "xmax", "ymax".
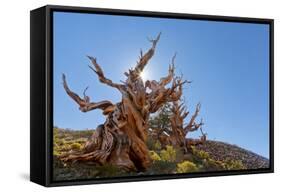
[{"xmin": 60, "ymin": 33, "xmax": 186, "ymax": 171}]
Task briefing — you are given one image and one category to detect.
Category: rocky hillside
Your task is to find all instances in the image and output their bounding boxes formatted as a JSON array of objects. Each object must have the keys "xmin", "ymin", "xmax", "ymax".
[
  {"xmin": 194, "ymin": 140, "xmax": 269, "ymax": 169},
  {"xmin": 53, "ymin": 128, "xmax": 269, "ymax": 181}
]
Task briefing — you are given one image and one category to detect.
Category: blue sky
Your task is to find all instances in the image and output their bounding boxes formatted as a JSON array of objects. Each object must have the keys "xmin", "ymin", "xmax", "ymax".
[{"xmin": 53, "ymin": 12, "xmax": 270, "ymax": 158}]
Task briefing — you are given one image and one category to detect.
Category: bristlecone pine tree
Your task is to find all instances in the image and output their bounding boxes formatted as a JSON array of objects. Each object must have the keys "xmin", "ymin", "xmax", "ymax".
[
  {"xmin": 148, "ymin": 101, "xmax": 206, "ymax": 153},
  {"xmin": 169, "ymin": 101, "xmax": 205, "ymax": 153},
  {"xmin": 61, "ymin": 33, "xmax": 200, "ymax": 171}
]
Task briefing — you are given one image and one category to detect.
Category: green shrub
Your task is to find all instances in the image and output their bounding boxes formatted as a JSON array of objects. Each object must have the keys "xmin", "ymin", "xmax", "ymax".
[
  {"xmin": 53, "ymin": 127, "xmax": 59, "ymax": 135},
  {"xmin": 224, "ymin": 159, "xmax": 245, "ymax": 170},
  {"xmin": 160, "ymin": 145, "xmax": 176, "ymax": 162},
  {"xmin": 149, "ymin": 151, "xmax": 161, "ymax": 162},
  {"xmin": 149, "ymin": 160, "xmax": 177, "ymax": 174},
  {"xmin": 96, "ymin": 164, "xmax": 124, "ymax": 177},
  {"xmin": 53, "ymin": 144, "xmax": 60, "ymax": 156},
  {"xmin": 71, "ymin": 143, "xmax": 82, "ymax": 150},
  {"xmin": 177, "ymin": 161, "xmax": 198, "ymax": 173},
  {"xmin": 60, "ymin": 144, "xmax": 71, "ymax": 151},
  {"xmin": 198, "ymin": 150, "xmax": 210, "ymax": 159},
  {"xmin": 53, "ymin": 150, "xmax": 60, "ymax": 156},
  {"xmin": 154, "ymin": 140, "xmax": 162, "ymax": 151},
  {"xmin": 191, "ymin": 146, "xmax": 210, "ymax": 159},
  {"xmin": 56, "ymin": 138, "xmax": 65, "ymax": 146},
  {"xmin": 147, "ymin": 137, "xmax": 162, "ymax": 151},
  {"xmin": 190, "ymin": 146, "xmax": 226, "ymax": 171},
  {"xmin": 202, "ymin": 158, "xmax": 225, "ymax": 171},
  {"xmin": 75, "ymin": 138, "xmax": 87, "ymax": 144}
]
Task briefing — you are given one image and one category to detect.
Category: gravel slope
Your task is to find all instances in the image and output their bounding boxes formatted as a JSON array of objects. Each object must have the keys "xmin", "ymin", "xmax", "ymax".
[{"xmin": 195, "ymin": 140, "xmax": 270, "ymax": 169}]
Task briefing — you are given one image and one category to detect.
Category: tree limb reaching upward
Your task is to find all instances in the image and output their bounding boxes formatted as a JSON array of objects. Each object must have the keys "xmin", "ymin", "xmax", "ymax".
[
  {"xmin": 159, "ymin": 53, "xmax": 176, "ymax": 86},
  {"xmin": 124, "ymin": 32, "xmax": 162, "ymax": 82},
  {"xmin": 184, "ymin": 103, "xmax": 204, "ymax": 134},
  {"xmin": 135, "ymin": 32, "xmax": 161, "ymax": 73},
  {"xmin": 87, "ymin": 56, "xmax": 124, "ymax": 91}
]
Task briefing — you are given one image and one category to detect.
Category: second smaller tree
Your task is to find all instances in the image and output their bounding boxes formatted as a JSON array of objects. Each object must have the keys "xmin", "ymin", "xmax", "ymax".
[
  {"xmin": 170, "ymin": 101, "xmax": 204, "ymax": 153},
  {"xmin": 148, "ymin": 100, "xmax": 205, "ymax": 153}
]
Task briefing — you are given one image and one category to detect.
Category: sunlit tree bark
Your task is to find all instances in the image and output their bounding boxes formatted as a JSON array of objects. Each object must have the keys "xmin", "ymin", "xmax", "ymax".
[{"xmin": 61, "ymin": 33, "xmax": 187, "ymax": 171}]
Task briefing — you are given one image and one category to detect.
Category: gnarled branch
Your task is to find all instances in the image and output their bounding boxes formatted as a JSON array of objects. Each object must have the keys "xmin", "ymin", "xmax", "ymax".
[
  {"xmin": 62, "ymin": 74, "xmax": 114, "ymax": 114},
  {"xmin": 88, "ymin": 56, "xmax": 124, "ymax": 91},
  {"xmin": 159, "ymin": 53, "xmax": 176, "ymax": 86},
  {"xmin": 184, "ymin": 103, "xmax": 203, "ymax": 134},
  {"xmin": 135, "ymin": 32, "xmax": 161, "ymax": 73}
]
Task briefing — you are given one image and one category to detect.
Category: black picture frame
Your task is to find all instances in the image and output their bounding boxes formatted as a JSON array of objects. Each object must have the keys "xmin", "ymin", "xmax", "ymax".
[{"xmin": 30, "ymin": 4, "xmax": 274, "ymax": 187}]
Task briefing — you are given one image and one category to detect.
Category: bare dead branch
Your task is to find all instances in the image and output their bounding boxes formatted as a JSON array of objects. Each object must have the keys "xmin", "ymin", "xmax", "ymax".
[
  {"xmin": 159, "ymin": 56, "xmax": 176, "ymax": 86},
  {"xmin": 62, "ymin": 74, "xmax": 114, "ymax": 113},
  {"xmin": 87, "ymin": 56, "xmax": 124, "ymax": 91},
  {"xmin": 184, "ymin": 103, "xmax": 202, "ymax": 133},
  {"xmin": 134, "ymin": 32, "xmax": 161, "ymax": 75}
]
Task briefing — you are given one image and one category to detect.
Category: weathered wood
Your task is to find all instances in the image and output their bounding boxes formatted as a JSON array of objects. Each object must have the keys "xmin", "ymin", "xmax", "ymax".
[
  {"xmin": 60, "ymin": 33, "xmax": 187, "ymax": 171},
  {"xmin": 170, "ymin": 101, "xmax": 205, "ymax": 152}
]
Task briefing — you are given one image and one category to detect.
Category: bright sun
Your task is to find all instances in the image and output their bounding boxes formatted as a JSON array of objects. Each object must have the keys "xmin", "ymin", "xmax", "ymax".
[{"xmin": 140, "ymin": 71, "xmax": 148, "ymax": 82}]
